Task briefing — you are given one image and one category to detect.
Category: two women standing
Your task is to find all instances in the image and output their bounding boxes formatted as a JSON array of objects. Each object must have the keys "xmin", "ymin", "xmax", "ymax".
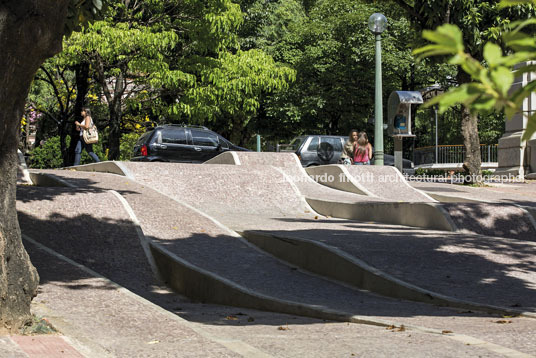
[{"xmin": 342, "ymin": 130, "xmax": 373, "ymax": 165}]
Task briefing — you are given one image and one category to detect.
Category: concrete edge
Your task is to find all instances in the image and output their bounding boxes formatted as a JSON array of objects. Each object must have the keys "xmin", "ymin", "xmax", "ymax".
[
  {"xmin": 29, "ymin": 173, "xmax": 76, "ymax": 188},
  {"xmin": 238, "ymin": 230, "xmax": 535, "ymax": 319},
  {"xmin": 307, "ymin": 199, "xmax": 457, "ymax": 232},
  {"xmin": 65, "ymin": 161, "xmax": 130, "ymax": 178},
  {"xmin": 425, "ymin": 193, "xmax": 482, "ymax": 203},
  {"xmin": 203, "ymin": 151, "xmax": 241, "ymax": 165},
  {"xmin": 22, "ymin": 235, "xmax": 276, "ymax": 358},
  {"xmin": 271, "ymin": 166, "xmax": 319, "ymax": 215},
  {"xmin": 17, "ymin": 149, "xmax": 33, "ymax": 185},
  {"xmin": 387, "ymin": 166, "xmax": 438, "ymax": 202},
  {"xmin": 305, "ymin": 165, "xmax": 376, "ymax": 197}
]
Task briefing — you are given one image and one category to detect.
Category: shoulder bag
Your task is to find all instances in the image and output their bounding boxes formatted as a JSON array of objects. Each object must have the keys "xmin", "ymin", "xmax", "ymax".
[{"xmin": 82, "ymin": 119, "xmax": 99, "ymax": 144}]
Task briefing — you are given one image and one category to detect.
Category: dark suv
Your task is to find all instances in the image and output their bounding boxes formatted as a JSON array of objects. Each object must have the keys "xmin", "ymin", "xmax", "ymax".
[
  {"xmin": 281, "ymin": 135, "xmax": 414, "ymax": 173},
  {"xmin": 131, "ymin": 125, "xmax": 249, "ymax": 163}
]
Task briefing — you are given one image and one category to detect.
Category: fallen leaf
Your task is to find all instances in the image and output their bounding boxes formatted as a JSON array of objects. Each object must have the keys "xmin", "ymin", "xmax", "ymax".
[
  {"xmin": 442, "ymin": 330, "xmax": 453, "ymax": 334},
  {"xmin": 278, "ymin": 325, "xmax": 290, "ymax": 331},
  {"xmin": 386, "ymin": 325, "xmax": 396, "ymax": 330},
  {"xmin": 226, "ymin": 315, "xmax": 238, "ymax": 320},
  {"xmin": 396, "ymin": 325, "xmax": 406, "ymax": 332},
  {"xmin": 495, "ymin": 320, "xmax": 512, "ymax": 324},
  {"xmin": 314, "ymin": 216, "xmax": 319, "ymax": 220}
]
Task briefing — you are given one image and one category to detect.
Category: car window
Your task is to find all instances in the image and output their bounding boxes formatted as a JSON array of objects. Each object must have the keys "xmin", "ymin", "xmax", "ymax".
[
  {"xmin": 289, "ymin": 137, "xmax": 305, "ymax": 151},
  {"xmin": 192, "ymin": 129, "xmax": 219, "ymax": 147},
  {"xmin": 135, "ymin": 131, "xmax": 153, "ymax": 145},
  {"xmin": 161, "ymin": 128, "xmax": 188, "ymax": 145},
  {"xmin": 306, "ymin": 137, "xmax": 319, "ymax": 151},
  {"xmin": 321, "ymin": 137, "xmax": 342, "ymax": 151},
  {"xmin": 218, "ymin": 136, "xmax": 230, "ymax": 149}
]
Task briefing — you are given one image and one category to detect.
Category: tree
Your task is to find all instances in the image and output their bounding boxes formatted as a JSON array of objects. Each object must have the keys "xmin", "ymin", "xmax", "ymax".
[
  {"xmin": 0, "ymin": 0, "xmax": 103, "ymax": 331},
  {"xmin": 414, "ymin": 2, "xmax": 536, "ymax": 144},
  {"xmin": 391, "ymin": 0, "xmax": 534, "ymax": 183},
  {"xmin": 248, "ymin": 0, "xmax": 452, "ymax": 142}
]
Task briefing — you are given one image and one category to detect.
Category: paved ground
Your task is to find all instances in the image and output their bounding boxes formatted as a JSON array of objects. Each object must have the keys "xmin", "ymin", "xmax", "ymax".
[
  {"xmin": 6, "ymin": 162, "xmax": 536, "ymax": 357},
  {"xmin": 410, "ymin": 179, "xmax": 536, "ymax": 208}
]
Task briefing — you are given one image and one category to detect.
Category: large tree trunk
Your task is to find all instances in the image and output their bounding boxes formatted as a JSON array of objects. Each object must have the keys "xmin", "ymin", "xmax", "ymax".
[
  {"xmin": 457, "ymin": 72, "xmax": 483, "ymax": 185},
  {"xmin": 0, "ymin": 1, "xmax": 69, "ymax": 331}
]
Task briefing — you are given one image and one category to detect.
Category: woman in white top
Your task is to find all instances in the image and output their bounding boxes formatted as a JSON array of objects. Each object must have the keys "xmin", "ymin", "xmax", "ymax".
[{"xmin": 73, "ymin": 107, "xmax": 100, "ymax": 166}]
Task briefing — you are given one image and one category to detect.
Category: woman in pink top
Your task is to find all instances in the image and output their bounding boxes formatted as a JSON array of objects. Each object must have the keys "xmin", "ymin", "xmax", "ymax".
[{"xmin": 353, "ymin": 132, "xmax": 373, "ymax": 165}]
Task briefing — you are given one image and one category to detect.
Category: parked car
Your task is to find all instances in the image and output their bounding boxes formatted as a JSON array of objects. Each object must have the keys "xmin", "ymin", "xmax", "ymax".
[
  {"xmin": 131, "ymin": 125, "xmax": 249, "ymax": 163},
  {"xmin": 282, "ymin": 135, "xmax": 414, "ymax": 173}
]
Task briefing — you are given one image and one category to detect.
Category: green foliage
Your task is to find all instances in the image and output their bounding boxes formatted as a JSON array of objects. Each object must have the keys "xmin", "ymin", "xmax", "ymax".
[
  {"xmin": 29, "ymin": 136, "xmax": 107, "ymax": 169},
  {"xmin": 29, "ymin": 136, "xmax": 65, "ymax": 169},
  {"xmin": 414, "ymin": 13, "xmax": 536, "ymax": 141},
  {"xmin": 119, "ymin": 132, "xmax": 140, "ymax": 161}
]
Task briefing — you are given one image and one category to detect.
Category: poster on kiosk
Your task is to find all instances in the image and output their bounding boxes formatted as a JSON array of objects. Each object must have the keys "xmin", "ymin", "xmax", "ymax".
[{"xmin": 387, "ymin": 91, "xmax": 423, "ymax": 137}]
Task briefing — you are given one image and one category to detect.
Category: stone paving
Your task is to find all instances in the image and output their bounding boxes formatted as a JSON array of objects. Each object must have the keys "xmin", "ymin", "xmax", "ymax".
[
  {"xmin": 410, "ymin": 179, "xmax": 536, "ymax": 208},
  {"xmin": 8, "ymin": 161, "xmax": 536, "ymax": 357}
]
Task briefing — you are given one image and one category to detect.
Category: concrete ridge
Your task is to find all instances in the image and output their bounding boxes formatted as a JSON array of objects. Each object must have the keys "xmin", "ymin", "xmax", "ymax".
[
  {"xmin": 23, "ymin": 235, "xmax": 276, "ymax": 358},
  {"xmin": 307, "ymin": 199, "xmax": 457, "ymax": 232},
  {"xmin": 238, "ymin": 230, "xmax": 536, "ymax": 319},
  {"xmin": 23, "ymin": 228, "xmax": 535, "ymax": 358},
  {"xmin": 64, "ymin": 161, "xmax": 129, "ymax": 177},
  {"xmin": 306, "ymin": 165, "xmax": 376, "ymax": 197},
  {"xmin": 270, "ymin": 166, "xmax": 319, "ymax": 216},
  {"xmin": 387, "ymin": 166, "xmax": 437, "ymax": 202}
]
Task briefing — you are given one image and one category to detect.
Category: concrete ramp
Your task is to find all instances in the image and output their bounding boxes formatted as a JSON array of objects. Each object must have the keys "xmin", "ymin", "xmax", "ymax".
[
  {"xmin": 307, "ymin": 164, "xmax": 434, "ymax": 202},
  {"xmin": 121, "ymin": 162, "xmax": 312, "ymax": 218},
  {"xmin": 205, "ymin": 152, "xmax": 380, "ymax": 204}
]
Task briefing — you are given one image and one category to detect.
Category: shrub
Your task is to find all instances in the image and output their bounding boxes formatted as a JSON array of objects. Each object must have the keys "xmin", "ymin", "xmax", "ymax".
[
  {"xmin": 29, "ymin": 136, "xmax": 64, "ymax": 169},
  {"xmin": 119, "ymin": 132, "xmax": 140, "ymax": 161},
  {"xmin": 29, "ymin": 135, "xmax": 108, "ymax": 169}
]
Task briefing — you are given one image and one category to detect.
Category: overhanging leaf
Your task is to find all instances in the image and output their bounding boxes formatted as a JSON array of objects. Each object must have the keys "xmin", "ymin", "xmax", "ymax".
[{"xmin": 522, "ymin": 113, "xmax": 536, "ymax": 142}]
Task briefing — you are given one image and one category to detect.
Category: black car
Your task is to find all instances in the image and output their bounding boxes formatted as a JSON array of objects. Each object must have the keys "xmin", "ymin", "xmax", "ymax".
[
  {"xmin": 131, "ymin": 125, "xmax": 249, "ymax": 163},
  {"xmin": 282, "ymin": 135, "xmax": 414, "ymax": 173}
]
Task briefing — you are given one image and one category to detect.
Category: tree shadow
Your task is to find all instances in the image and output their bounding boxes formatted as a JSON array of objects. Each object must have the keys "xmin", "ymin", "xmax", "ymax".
[{"xmin": 243, "ymin": 215, "xmax": 536, "ymax": 312}]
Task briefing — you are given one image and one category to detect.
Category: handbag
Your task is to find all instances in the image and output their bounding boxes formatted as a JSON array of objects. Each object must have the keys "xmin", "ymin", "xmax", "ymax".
[{"xmin": 82, "ymin": 120, "xmax": 99, "ymax": 144}]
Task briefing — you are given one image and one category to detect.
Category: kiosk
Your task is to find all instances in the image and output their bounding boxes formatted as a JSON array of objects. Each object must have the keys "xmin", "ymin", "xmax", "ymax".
[{"xmin": 387, "ymin": 91, "xmax": 423, "ymax": 172}]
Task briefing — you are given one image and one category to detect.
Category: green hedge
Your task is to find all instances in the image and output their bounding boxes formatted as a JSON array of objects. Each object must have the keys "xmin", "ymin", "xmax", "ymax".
[{"xmin": 29, "ymin": 135, "xmax": 108, "ymax": 169}]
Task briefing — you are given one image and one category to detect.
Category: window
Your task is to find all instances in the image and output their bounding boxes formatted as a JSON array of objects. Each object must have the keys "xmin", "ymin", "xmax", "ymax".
[
  {"xmin": 192, "ymin": 129, "xmax": 219, "ymax": 147},
  {"xmin": 321, "ymin": 137, "xmax": 342, "ymax": 152},
  {"xmin": 135, "ymin": 131, "xmax": 153, "ymax": 145},
  {"xmin": 306, "ymin": 137, "xmax": 320, "ymax": 151},
  {"xmin": 161, "ymin": 128, "xmax": 188, "ymax": 145}
]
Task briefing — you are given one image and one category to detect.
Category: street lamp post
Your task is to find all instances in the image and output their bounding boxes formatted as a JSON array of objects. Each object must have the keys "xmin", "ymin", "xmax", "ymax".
[{"xmin": 368, "ymin": 13, "xmax": 387, "ymax": 166}]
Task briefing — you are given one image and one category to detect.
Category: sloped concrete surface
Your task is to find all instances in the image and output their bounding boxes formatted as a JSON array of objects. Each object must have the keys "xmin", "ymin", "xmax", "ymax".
[
  {"xmin": 15, "ymin": 165, "xmax": 536, "ymax": 357},
  {"xmin": 307, "ymin": 164, "xmax": 434, "ymax": 202}
]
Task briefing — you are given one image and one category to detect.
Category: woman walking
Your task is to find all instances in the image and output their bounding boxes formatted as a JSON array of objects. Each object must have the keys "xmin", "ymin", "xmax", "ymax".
[{"xmin": 73, "ymin": 107, "xmax": 100, "ymax": 166}]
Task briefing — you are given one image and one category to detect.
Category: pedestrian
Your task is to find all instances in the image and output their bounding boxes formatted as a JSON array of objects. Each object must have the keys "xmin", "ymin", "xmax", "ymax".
[
  {"xmin": 73, "ymin": 107, "xmax": 100, "ymax": 166},
  {"xmin": 341, "ymin": 129, "xmax": 359, "ymax": 165},
  {"xmin": 353, "ymin": 131, "xmax": 373, "ymax": 165}
]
